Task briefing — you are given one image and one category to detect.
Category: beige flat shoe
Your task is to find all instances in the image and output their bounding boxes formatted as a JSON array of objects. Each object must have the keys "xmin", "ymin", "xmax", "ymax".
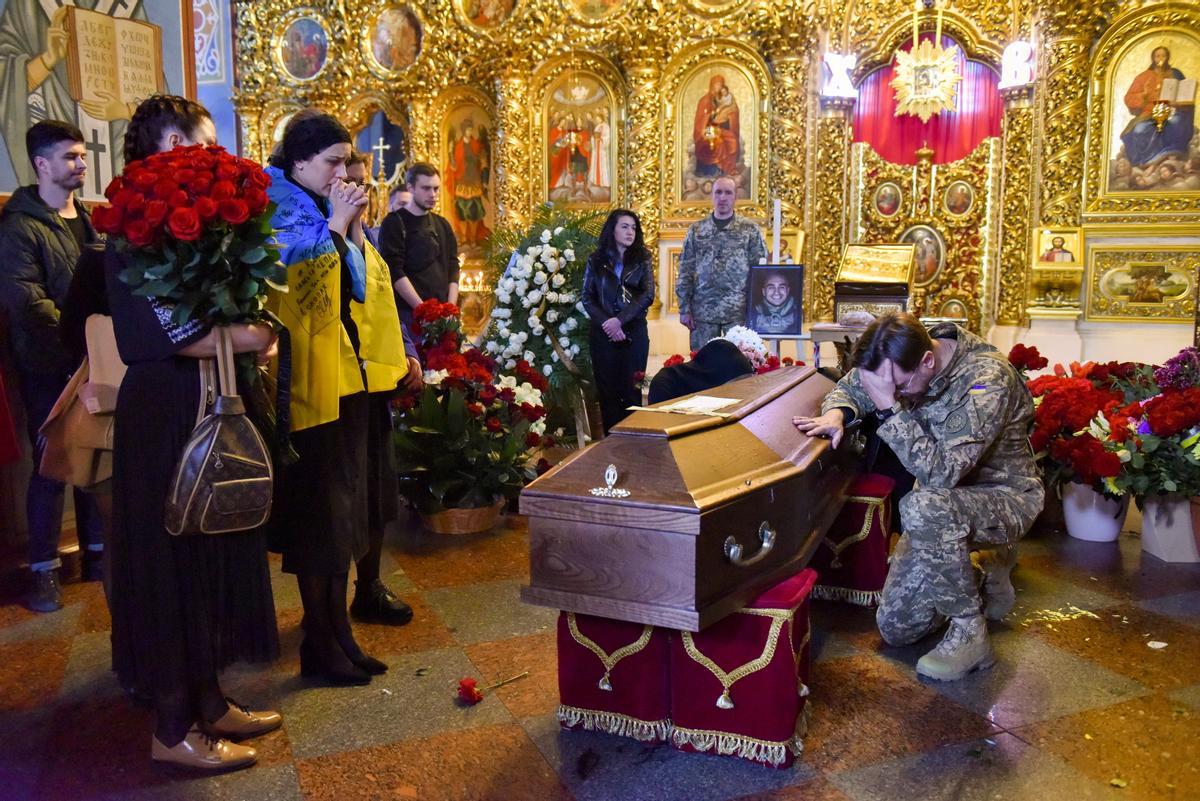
[
  {"xmin": 204, "ymin": 697, "xmax": 282, "ymax": 740},
  {"xmin": 151, "ymin": 725, "xmax": 257, "ymax": 772}
]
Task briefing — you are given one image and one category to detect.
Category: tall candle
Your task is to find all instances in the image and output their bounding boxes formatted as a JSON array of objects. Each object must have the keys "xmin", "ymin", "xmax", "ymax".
[{"xmin": 772, "ymin": 199, "xmax": 782, "ymax": 263}]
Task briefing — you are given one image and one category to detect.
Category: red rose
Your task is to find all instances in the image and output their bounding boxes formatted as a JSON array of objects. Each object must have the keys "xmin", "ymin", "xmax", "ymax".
[
  {"xmin": 153, "ymin": 180, "xmax": 181, "ymax": 200},
  {"xmin": 243, "ymin": 188, "xmax": 269, "ymax": 216},
  {"xmin": 466, "ymin": 402, "xmax": 484, "ymax": 417},
  {"xmin": 457, "ymin": 678, "xmax": 484, "ymax": 705},
  {"xmin": 209, "ymin": 180, "xmax": 237, "ymax": 201},
  {"xmin": 167, "ymin": 207, "xmax": 203, "ymax": 241},
  {"xmin": 244, "ymin": 169, "xmax": 271, "ymax": 190},
  {"xmin": 143, "ymin": 200, "xmax": 169, "ymax": 228},
  {"xmin": 91, "ymin": 204, "xmax": 122, "ymax": 235},
  {"xmin": 499, "ymin": 388, "xmax": 516, "ymax": 404},
  {"xmin": 104, "ymin": 177, "xmax": 125, "ymax": 201},
  {"xmin": 129, "ymin": 170, "xmax": 157, "ymax": 191},
  {"xmin": 124, "ymin": 219, "xmax": 155, "ymax": 248},
  {"xmin": 216, "ymin": 163, "xmax": 240, "ymax": 181},
  {"xmin": 219, "ymin": 199, "xmax": 250, "ymax": 225},
  {"xmin": 189, "ymin": 175, "xmax": 213, "ymax": 195},
  {"xmin": 195, "ymin": 197, "xmax": 220, "ymax": 221},
  {"xmin": 663, "ymin": 354, "xmax": 686, "ymax": 368},
  {"xmin": 485, "ymin": 417, "xmax": 502, "ymax": 433},
  {"xmin": 525, "ymin": 432, "xmax": 542, "ymax": 448},
  {"xmin": 124, "ymin": 192, "xmax": 146, "ymax": 214}
]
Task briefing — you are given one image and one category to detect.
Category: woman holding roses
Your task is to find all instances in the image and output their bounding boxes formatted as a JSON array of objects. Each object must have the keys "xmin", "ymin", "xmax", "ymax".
[
  {"xmin": 264, "ymin": 111, "xmax": 410, "ymax": 686},
  {"xmin": 104, "ymin": 96, "xmax": 282, "ymax": 771}
]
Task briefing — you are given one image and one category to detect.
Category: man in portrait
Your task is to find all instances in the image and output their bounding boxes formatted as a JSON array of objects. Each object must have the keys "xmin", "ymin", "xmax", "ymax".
[
  {"xmin": 1039, "ymin": 236, "xmax": 1075, "ymax": 263},
  {"xmin": 693, "ymin": 74, "xmax": 741, "ymax": 178},
  {"xmin": 876, "ymin": 185, "xmax": 900, "ymax": 216},
  {"xmin": 905, "ymin": 231, "xmax": 941, "ymax": 284},
  {"xmin": 0, "ymin": 0, "xmax": 158, "ymax": 192},
  {"xmin": 446, "ymin": 119, "xmax": 490, "ymax": 248},
  {"xmin": 749, "ymin": 270, "xmax": 800, "ymax": 335},
  {"xmin": 1118, "ymin": 46, "xmax": 1196, "ymax": 186},
  {"xmin": 945, "ymin": 184, "xmax": 971, "ymax": 215}
]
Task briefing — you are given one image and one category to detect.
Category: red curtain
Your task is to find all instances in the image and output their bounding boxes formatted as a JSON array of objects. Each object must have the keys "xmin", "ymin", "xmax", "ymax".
[{"xmin": 852, "ymin": 35, "xmax": 1002, "ymax": 165}]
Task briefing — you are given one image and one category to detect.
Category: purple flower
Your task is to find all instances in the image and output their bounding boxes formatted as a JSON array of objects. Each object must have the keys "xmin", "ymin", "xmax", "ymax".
[
  {"xmin": 1154, "ymin": 347, "xmax": 1200, "ymax": 391},
  {"xmin": 1137, "ymin": 419, "xmax": 1152, "ymax": 435}
]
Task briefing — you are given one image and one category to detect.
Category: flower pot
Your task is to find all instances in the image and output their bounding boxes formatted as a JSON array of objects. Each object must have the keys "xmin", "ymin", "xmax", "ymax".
[
  {"xmin": 420, "ymin": 500, "xmax": 505, "ymax": 535},
  {"xmin": 1140, "ymin": 496, "xmax": 1200, "ymax": 563},
  {"xmin": 1061, "ymin": 481, "xmax": 1129, "ymax": 542}
]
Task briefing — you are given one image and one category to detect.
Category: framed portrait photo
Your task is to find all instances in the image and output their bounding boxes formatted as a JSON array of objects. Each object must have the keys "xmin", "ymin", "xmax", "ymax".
[{"xmin": 746, "ymin": 263, "xmax": 804, "ymax": 337}]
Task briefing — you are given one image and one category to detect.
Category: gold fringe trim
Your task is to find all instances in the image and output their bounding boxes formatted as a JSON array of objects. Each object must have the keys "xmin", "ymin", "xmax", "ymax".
[
  {"xmin": 681, "ymin": 615, "xmax": 786, "ymax": 709},
  {"xmin": 670, "ymin": 723, "xmax": 803, "ymax": 766},
  {"xmin": 812, "ymin": 584, "xmax": 883, "ymax": 607},
  {"xmin": 556, "ymin": 704, "xmax": 672, "ymax": 742},
  {"xmin": 566, "ymin": 612, "xmax": 654, "ymax": 691},
  {"xmin": 821, "ymin": 496, "xmax": 885, "ymax": 568}
]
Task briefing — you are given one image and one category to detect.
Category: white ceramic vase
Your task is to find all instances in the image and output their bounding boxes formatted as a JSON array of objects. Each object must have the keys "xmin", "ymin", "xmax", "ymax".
[
  {"xmin": 1140, "ymin": 496, "xmax": 1200, "ymax": 563},
  {"xmin": 1061, "ymin": 481, "xmax": 1129, "ymax": 543}
]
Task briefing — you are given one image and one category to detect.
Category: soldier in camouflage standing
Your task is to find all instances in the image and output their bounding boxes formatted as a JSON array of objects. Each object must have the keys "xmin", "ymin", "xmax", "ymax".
[
  {"xmin": 675, "ymin": 176, "xmax": 768, "ymax": 352},
  {"xmin": 794, "ymin": 313, "xmax": 1043, "ymax": 681}
]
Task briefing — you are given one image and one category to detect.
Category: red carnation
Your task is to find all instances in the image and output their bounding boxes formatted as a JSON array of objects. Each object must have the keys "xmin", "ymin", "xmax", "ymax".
[
  {"xmin": 457, "ymin": 678, "xmax": 484, "ymax": 705},
  {"xmin": 663, "ymin": 354, "xmax": 686, "ymax": 368},
  {"xmin": 219, "ymin": 199, "xmax": 251, "ymax": 225},
  {"xmin": 1008, "ymin": 343, "xmax": 1048, "ymax": 372},
  {"xmin": 167, "ymin": 207, "xmax": 203, "ymax": 241}
]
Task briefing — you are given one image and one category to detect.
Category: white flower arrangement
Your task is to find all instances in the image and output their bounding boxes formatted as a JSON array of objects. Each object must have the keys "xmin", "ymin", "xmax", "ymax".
[{"xmin": 717, "ymin": 325, "xmax": 770, "ymax": 370}]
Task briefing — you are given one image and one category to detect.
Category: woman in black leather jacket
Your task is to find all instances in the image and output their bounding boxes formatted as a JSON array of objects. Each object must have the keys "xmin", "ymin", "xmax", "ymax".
[{"xmin": 582, "ymin": 209, "xmax": 655, "ymax": 432}]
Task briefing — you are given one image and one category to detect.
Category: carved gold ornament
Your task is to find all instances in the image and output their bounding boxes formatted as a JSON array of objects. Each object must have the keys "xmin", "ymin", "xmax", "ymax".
[{"xmin": 890, "ymin": 39, "xmax": 962, "ymax": 123}]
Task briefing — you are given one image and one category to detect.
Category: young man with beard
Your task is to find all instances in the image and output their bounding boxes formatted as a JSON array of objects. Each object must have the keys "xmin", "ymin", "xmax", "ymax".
[{"xmin": 0, "ymin": 120, "xmax": 104, "ymax": 611}]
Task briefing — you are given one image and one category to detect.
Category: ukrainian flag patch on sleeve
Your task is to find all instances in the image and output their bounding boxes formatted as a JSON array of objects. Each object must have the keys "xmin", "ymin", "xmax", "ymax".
[{"xmin": 968, "ymin": 384, "xmax": 989, "ymax": 395}]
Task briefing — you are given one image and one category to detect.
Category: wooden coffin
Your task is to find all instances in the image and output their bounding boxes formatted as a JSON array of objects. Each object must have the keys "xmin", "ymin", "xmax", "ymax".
[{"xmin": 519, "ymin": 367, "xmax": 858, "ymax": 631}]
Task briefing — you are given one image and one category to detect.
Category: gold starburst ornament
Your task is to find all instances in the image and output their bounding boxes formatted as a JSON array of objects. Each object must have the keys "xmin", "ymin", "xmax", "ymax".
[{"xmin": 891, "ymin": 39, "xmax": 963, "ymax": 123}]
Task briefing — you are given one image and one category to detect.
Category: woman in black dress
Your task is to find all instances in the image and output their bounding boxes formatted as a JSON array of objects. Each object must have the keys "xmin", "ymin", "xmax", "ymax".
[
  {"xmin": 106, "ymin": 96, "xmax": 281, "ymax": 772},
  {"xmin": 582, "ymin": 209, "xmax": 655, "ymax": 432},
  {"xmin": 265, "ymin": 112, "xmax": 410, "ymax": 686}
]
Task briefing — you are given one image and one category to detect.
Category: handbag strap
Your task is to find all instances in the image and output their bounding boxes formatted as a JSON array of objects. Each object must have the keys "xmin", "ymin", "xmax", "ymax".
[{"xmin": 215, "ymin": 326, "xmax": 239, "ymax": 399}]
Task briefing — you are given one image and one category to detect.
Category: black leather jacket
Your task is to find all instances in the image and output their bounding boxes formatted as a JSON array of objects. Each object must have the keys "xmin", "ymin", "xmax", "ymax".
[{"xmin": 582, "ymin": 252, "xmax": 655, "ymax": 328}]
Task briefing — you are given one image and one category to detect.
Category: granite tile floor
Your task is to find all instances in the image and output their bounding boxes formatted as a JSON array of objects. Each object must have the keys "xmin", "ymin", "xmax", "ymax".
[{"xmin": 1, "ymin": 512, "xmax": 1198, "ymax": 801}]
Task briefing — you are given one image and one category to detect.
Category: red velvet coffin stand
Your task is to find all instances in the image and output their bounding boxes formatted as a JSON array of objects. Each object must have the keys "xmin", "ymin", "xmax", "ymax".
[
  {"xmin": 556, "ymin": 568, "xmax": 817, "ymax": 768},
  {"xmin": 809, "ymin": 474, "xmax": 895, "ymax": 606}
]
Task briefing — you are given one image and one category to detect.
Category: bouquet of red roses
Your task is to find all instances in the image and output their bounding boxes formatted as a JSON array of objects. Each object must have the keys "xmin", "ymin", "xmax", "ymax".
[{"xmin": 91, "ymin": 144, "xmax": 285, "ymax": 326}]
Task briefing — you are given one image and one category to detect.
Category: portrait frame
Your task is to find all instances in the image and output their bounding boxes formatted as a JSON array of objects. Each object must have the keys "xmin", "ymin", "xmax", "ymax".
[
  {"xmin": 360, "ymin": 2, "xmax": 424, "ymax": 79},
  {"xmin": 1086, "ymin": 243, "xmax": 1197, "ymax": 323},
  {"xmin": 531, "ymin": 53, "xmax": 625, "ymax": 211},
  {"xmin": 746, "ymin": 263, "xmax": 805, "ymax": 339},
  {"xmin": 453, "ymin": 0, "xmax": 519, "ymax": 34},
  {"xmin": 1033, "ymin": 227, "xmax": 1084, "ymax": 268},
  {"xmin": 564, "ymin": 0, "xmax": 625, "ymax": 27},
  {"xmin": 942, "ymin": 180, "xmax": 975, "ymax": 217},
  {"xmin": 872, "ymin": 182, "xmax": 904, "ymax": 218},
  {"xmin": 433, "ymin": 85, "xmax": 497, "ymax": 266},
  {"xmin": 273, "ymin": 9, "xmax": 330, "ymax": 83},
  {"xmin": 662, "ymin": 39, "xmax": 770, "ymax": 222},
  {"xmin": 657, "ymin": 231, "xmax": 686, "ymax": 314},
  {"xmin": 898, "ymin": 224, "xmax": 947, "ymax": 287},
  {"xmin": 1083, "ymin": 6, "xmax": 1200, "ymax": 219}
]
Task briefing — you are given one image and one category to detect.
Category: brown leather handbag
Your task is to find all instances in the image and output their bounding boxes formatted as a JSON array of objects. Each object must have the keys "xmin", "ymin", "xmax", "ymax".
[{"xmin": 165, "ymin": 326, "xmax": 273, "ymax": 536}]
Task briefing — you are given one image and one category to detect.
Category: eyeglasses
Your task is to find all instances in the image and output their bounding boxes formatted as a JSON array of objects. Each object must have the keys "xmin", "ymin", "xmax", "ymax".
[{"xmin": 894, "ymin": 359, "xmax": 931, "ymax": 395}]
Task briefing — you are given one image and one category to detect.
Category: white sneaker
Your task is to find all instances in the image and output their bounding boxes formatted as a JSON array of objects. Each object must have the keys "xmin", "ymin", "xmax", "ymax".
[{"xmin": 915, "ymin": 615, "xmax": 995, "ymax": 681}]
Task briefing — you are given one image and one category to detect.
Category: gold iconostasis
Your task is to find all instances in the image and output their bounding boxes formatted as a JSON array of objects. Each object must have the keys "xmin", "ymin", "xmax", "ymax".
[{"xmin": 233, "ymin": 0, "xmax": 1200, "ymax": 335}]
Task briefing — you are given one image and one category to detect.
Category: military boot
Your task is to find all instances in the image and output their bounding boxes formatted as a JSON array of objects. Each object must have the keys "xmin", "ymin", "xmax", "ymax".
[
  {"xmin": 915, "ymin": 614, "xmax": 995, "ymax": 681},
  {"xmin": 975, "ymin": 545, "xmax": 1017, "ymax": 621}
]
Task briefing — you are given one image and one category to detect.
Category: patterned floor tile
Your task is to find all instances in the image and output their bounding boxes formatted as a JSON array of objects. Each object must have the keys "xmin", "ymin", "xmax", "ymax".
[
  {"xmin": 0, "ymin": 600, "xmax": 81, "ymax": 645},
  {"xmin": 1025, "ymin": 603, "xmax": 1200, "ymax": 691},
  {"xmin": 1138, "ymin": 591, "xmax": 1200, "ymax": 630},
  {"xmin": 829, "ymin": 732, "xmax": 1119, "ymax": 800},
  {"xmin": 1013, "ymin": 693, "xmax": 1200, "ymax": 801},
  {"xmin": 423, "ymin": 580, "xmax": 557, "ymax": 645},
  {"xmin": 800, "ymin": 653, "xmax": 998, "ymax": 775},
  {"xmin": 1170, "ymin": 685, "xmax": 1200, "ymax": 711},
  {"xmin": 521, "ymin": 713, "xmax": 814, "ymax": 801},
  {"xmin": 389, "ymin": 515, "xmax": 530, "ymax": 591},
  {"xmin": 0, "ymin": 636, "xmax": 72, "ymax": 711},
  {"xmin": 464, "ymin": 630, "xmax": 558, "ymax": 718},
  {"xmin": 57, "ymin": 630, "xmax": 122, "ymax": 703},
  {"xmin": 277, "ymin": 646, "xmax": 512, "ymax": 760},
  {"xmin": 295, "ymin": 722, "xmax": 570, "ymax": 801},
  {"xmin": 1019, "ymin": 533, "xmax": 1200, "ymax": 604}
]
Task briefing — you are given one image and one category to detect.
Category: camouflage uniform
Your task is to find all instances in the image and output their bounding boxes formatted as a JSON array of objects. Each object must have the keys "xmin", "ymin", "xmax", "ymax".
[
  {"xmin": 675, "ymin": 214, "xmax": 769, "ymax": 351},
  {"xmin": 821, "ymin": 324, "xmax": 1044, "ymax": 644}
]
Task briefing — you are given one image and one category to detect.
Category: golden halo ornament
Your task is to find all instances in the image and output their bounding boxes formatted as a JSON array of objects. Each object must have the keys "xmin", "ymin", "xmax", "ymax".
[{"xmin": 890, "ymin": 39, "xmax": 962, "ymax": 123}]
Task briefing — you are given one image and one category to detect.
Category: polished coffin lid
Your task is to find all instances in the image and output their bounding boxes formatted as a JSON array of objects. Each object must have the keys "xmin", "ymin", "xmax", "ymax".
[{"xmin": 519, "ymin": 366, "xmax": 855, "ymax": 630}]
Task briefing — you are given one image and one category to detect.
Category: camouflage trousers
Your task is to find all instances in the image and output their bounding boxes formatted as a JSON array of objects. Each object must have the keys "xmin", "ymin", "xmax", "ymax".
[
  {"xmin": 876, "ymin": 485, "xmax": 1042, "ymax": 646},
  {"xmin": 689, "ymin": 319, "xmax": 744, "ymax": 352}
]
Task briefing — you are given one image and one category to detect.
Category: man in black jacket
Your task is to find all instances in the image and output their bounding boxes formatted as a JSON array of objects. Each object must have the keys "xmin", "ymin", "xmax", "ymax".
[{"xmin": 0, "ymin": 120, "xmax": 104, "ymax": 612}]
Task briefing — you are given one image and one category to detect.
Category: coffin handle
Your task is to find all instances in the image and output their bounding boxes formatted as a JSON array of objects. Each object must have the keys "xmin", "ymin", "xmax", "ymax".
[{"xmin": 724, "ymin": 521, "xmax": 777, "ymax": 567}]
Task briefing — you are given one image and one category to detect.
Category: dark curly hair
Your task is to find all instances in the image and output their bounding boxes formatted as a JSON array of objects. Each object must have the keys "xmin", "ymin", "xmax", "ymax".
[
  {"xmin": 123, "ymin": 95, "xmax": 212, "ymax": 163},
  {"xmin": 268, "ymin": 110, "xmax": 351, "ymax": 173}
]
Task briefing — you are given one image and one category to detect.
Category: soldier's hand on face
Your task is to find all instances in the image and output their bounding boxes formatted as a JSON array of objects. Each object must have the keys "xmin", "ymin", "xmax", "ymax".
[
  {"xmin": 679, "ymin": 312, "xmax": 694, "ymax": 330},
  {"xmin": 859, "ymin": 361, "xmax": 898, "ymax": 409},
  {"xmin": 793, "ymin": 408, "xmax": 845, "ymax": 448}
]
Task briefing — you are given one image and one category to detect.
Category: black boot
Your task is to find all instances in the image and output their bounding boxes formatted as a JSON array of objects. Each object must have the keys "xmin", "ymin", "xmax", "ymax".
[
  {"xmin": 296, "ymin": 575, "xmax": 370, "ymax": 686},
  {"xmin": 350, "ymin": 578, "xmax": 414, "ymax": 626},
  {"xmin": 26, "ymin": 569, "xmax": 63, "ymax": 613},
  {"xmin": 331, "ymin": 574, "xmax": 387, "ymax": 675},
  {"xmin": 81, "ymin": 550, "xmax": 104, "ymax": 583}
]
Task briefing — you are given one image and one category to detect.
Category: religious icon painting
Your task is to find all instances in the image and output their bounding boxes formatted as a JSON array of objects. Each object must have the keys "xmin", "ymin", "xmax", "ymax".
[
  {"xmin": 455, "ymin": 0, "xmax": 517, "ymax": 31},
  {"xmin": 677, "ymin": 61, "xmax": 758, "ymax": 202},
  {"xmin": 938, "ymin": 299, "xmax": 968, "ymax": 320},
  {"xmin": 363, "ymin": 4, "xmax": 422, "ymax": 76},
  {"xmin": 898, "ymin": 224, "xmax": 946, "ymax": 286},
  {"xmin": 353, "ymin": 109, "xmax": 408, "ymax": 185},
  {"xmin": 566, "ymin": 0, "xmax": 624, "ymax": 25},
  {"xmin": 1034, "ymin": 227, "xmax": 1083, "ymax": 267},
  {"xmin": 1102, "ymin": 29, "xmax": 1200, "ymax": 195},
  {"xmin": 441, "ymin": 98, "xmax": 495, "ymax": 262},
  {"xmin": 942, "ymin": 181, "xmax": 974, "ymax": 217},
  {"xmin": 544, "ymin": 72, "xmax": 616, "ymax": 207},
  {"xmin": 1088, "ymin": 245, "xmax": 1196, "ymax": 322},
  {"xmin": 746, "ymin": 264, "xmax": 804, "ymax": 338},
  {"xmin": 872, "ymin": 182, "xmax": 903, "ymax": 218},
  {"xmin": 275, "ymin": 13, "xmax": 329, "ymax": 82}
]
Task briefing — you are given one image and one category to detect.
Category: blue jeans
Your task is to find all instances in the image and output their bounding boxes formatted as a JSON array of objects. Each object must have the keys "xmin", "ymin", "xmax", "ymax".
[{"xmin": 19, "ymin": 369, "xmax": 103, "ymax": 572}]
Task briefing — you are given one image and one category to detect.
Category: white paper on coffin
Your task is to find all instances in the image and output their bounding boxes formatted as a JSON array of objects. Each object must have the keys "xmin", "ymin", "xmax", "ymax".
[{"xmin": 1140, "ymin": 496, "xmax": 1200, "ymax": 563}]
